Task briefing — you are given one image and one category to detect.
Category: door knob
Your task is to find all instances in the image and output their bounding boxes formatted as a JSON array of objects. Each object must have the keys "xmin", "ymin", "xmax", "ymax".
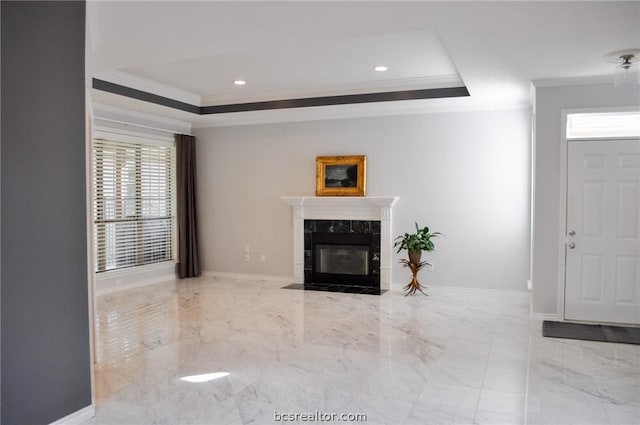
[
  {"xmin": 568, "ymin": 242, "xmax": 576, "ymax": 249},
  {"xmin": 568, "ymin": 230, "xmax": 576, "ymax": 236}
]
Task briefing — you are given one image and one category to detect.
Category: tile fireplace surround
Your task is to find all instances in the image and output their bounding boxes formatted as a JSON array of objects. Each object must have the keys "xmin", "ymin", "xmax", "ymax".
[{"xmin": 282, "ymin": 196, "xmax": 399, "ymax": 291}]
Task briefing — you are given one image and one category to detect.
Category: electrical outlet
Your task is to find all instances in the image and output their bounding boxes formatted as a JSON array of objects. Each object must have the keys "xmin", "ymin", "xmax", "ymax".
[
  {"xmin": 245, "ymin": 244, "xmax": 250, "ymax": 261},
  {"xmin": 260, "ymin": 255, "xmax": 266, "ymax": 262},
  {"xmin": 245, "ymin": 253, "xmax": 250, "ymax": 262}
]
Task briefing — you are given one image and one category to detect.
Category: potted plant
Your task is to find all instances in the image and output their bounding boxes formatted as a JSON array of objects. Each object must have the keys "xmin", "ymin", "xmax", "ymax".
[
  {"xmin": 395, "ymin": 223, "xmax": 441, "ymax": 296},
  {"xmin": 394, "ymin": 222, "xmax": 440, "ymax": 265}
]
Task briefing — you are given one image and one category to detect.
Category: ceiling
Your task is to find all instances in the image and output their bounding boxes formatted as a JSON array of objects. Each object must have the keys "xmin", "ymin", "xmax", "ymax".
[{"xmin": 87, "ymin": 1, "xmax": 640, "ymax": 127}]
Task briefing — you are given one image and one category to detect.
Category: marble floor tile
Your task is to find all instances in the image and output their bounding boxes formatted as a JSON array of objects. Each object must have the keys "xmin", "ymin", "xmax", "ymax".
[
  {"xmin": 85, "ymin": 276, "xmax": 640, "ymax": 425},
  {"xmin": 408, "ymin": 403, "xmax": 476, "ymax": 425},
  {"xmin": 474, "ymin": 410, "xmax": 525, "ymax": 425},
  {"xmin": 477, "ymin": 389, "xmax": 526, "ymax": 416},
  {"xmin": 417, "ymin": 383, "xmax": 481, "ymax": 409},
  {"xmin": 602, "ymin": 403, "xmax": 640, "ymax": 425}
]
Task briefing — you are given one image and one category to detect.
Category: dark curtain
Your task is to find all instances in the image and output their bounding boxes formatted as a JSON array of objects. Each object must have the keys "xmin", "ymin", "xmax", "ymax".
[{"xmin": 176, "ymin": 134, "xmax": 201, "ymax": 278}]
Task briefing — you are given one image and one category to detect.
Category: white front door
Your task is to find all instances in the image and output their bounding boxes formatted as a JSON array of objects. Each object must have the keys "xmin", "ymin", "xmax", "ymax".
[{"xmin": 565, "ymin": 139, "xmax": 640, "ymax": 325}]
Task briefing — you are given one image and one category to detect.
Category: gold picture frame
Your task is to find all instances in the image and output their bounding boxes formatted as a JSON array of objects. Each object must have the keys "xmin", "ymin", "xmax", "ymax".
[{"xmin": 316, "ymin": 155, "xmax": 367, "ymax": 196}]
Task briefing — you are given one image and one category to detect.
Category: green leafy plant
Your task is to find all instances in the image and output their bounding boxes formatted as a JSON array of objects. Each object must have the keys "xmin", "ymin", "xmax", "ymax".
[{"xmin": 394, "ymin": 222, "xmax": 441, "ymax": 253}]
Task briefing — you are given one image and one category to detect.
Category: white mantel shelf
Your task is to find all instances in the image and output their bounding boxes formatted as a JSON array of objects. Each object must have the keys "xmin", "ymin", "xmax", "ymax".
[
  {"xmin": 281, "ymin": 196, "xmax": 399, "ymax": 290},
  {"xmin": 282, "ymin": 196, "xmax": 398, "ymax": 207}
]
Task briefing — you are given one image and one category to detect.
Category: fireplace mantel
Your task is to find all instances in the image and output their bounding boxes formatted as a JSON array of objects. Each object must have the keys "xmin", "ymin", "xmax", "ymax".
[{"xmin": 282, "ymin": 196, "xmax": 399, "ymax": 290}]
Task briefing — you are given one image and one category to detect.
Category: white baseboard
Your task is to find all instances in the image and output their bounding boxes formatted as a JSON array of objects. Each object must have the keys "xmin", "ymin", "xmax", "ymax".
[
  {"xmin": 49, "ymin": 404, "xmax": 95, "ymax": 425},
  {"xmin": 96, "ymin": 262, "xmax": 176, "ymax": 295},
  {"xmin": 203, "ymin": 274, "xmax": 529, "ymax": 296},
  {"xmin": 202, "ymin": 271, "xmax": 294, "ymax": 284},
  {"xmin": 425, "ymin": 284, "xmax": 530, "ymax": 295},
  {"xmin": 530, "ymin": 313, "xmax": 558, "ymax": 321},
  {"xmin": 96, "ymin": 276, "xmax": 176, "ymax": 295}
]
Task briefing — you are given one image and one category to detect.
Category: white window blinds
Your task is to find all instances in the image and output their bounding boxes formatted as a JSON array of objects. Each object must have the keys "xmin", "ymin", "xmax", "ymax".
[{"xmin": 93, "ymin": 137, "xmax": 176, "ymax": 273}]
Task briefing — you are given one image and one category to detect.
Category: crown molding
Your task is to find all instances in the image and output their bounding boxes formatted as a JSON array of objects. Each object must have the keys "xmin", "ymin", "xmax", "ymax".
[
  {"xmin": 93, "ymin": 102, "xmax": 192, "ymax": 134},
  {"xmin": 201, "ymin": 74, "xmax": 464, "ymax": 106},
  {"xmin": 93, "ymin": 70, "xmax": 203, "ymax": 106},
  {"xmin": 91, "ymin": 74, "xmax": 525, "ymax": 128},
  {"xmin": 191, "ymin": 101, "xmax": 530, "ymax": 128},
  {"xmin": 94, "ymin": 71, "xmax": 465, "ymax": 110},
  {"xmin": 93, "ymin": 77, "xmax": 470, "ymax": 117},
  {"xmin": 532, "ymin": 74, "xmax": 612, "ymax": 88}
]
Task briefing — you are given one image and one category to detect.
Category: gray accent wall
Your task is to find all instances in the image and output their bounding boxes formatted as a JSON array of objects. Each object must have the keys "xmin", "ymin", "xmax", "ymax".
[{"xmin": 1, "ymin": 2, "xmax": 91, "ymax": 424}]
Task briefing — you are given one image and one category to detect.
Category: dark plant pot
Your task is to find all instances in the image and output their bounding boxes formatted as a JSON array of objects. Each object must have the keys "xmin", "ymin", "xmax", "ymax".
[{"xmin": 408, "ymin": 250, "xmax": 422, "ymax": 265}]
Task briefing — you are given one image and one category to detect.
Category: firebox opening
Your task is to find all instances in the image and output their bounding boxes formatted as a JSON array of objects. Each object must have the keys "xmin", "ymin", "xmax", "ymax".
[
  {"xmin": 316, "ymin": 244, "xmax": 369, "ymax": 275},
  {"xmin": 309, "ymin": 228, "xmax": 380, "ymax": 288}
]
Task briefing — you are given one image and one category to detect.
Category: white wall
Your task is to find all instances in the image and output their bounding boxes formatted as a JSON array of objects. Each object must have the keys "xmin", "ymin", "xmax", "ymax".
[
  {"xmin": 531, "ymin": 82, "xmax": 640, "ymax": 315},
  {"xmin": 195, "ymin": 108, "xmax": 531, "ymax": 291}
]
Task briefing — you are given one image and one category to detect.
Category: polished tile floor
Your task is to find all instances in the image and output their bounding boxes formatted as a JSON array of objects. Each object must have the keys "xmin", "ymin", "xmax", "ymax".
[{"xmin": 85, "ymin": 277, "xmax": 640, "ymax": 425}]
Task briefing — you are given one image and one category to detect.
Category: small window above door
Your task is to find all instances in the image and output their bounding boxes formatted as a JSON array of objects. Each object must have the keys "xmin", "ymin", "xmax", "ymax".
[{"xmin": 567, "ymin": 111, "xmax": 640, "ymax": 139}]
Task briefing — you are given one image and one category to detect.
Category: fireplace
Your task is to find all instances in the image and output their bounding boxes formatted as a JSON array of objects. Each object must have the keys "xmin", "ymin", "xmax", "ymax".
[
  {"xmin": 305, "ymin": 220, "xmax": 380, "ymax": 289},
  {"xmin": 316, "ymin": 243, "xmax": 368, "ymax": 276},
  {"xmin": 282, "ymin": 196, "xmax": 399, "ymax": 292}
]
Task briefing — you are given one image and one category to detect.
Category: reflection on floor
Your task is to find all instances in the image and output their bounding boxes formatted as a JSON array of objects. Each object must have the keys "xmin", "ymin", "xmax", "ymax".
[
  {"xmin": 84, "ymin": 276, "xmax": 640, "ymax": 425},
  {"xmin": 281, "ymin": 282, "xmax": 386, "ymax": 295}
]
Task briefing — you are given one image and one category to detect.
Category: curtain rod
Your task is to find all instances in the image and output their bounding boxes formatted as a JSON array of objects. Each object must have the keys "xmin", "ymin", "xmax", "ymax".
[{"xmin": 94, "ymin": 116, "xmax": 193, "ymax": 137}]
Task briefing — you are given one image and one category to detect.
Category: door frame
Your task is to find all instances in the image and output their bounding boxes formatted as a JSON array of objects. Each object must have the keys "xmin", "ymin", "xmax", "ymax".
[{"xmin": 557, "ymin": 106, "xmax": 640, "ymax": 322}]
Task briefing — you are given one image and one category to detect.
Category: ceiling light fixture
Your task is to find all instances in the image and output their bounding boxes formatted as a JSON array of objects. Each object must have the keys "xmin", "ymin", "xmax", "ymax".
[
  {"xmin": 374, "ymin": 66, "xmax": 388, "ymax": 72},
  {"xmin": 233, "ymin": 80, "xmax": 246, "ymax": 86},
  {"xmin": 606, "ymin": 49, "xmax": 640, "ymax": 87}
]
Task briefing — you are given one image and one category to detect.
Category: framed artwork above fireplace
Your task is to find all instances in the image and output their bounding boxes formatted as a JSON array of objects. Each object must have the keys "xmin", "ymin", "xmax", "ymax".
[{"xmin": 316, "ymin": 155, "xmax": 366, "ymax": 196}]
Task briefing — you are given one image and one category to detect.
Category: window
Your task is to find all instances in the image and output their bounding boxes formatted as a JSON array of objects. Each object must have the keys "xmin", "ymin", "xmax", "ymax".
[
  {"xmin": 93, "ymin": 134, "xmax": 176, "ymax": 273},
  {"xmin": 566, "ymin": 111, "xmax": 640, "ymax": 139}
]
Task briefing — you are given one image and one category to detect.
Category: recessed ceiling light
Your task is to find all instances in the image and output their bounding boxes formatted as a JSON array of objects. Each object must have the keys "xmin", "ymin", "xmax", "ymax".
[
  {"xmin": 374, "ymin": 66, "xmax": 388, "ymax": 72},
  {"xmin": 233, "ymin": 80, "xmax": 246, "ymax": 86}
]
